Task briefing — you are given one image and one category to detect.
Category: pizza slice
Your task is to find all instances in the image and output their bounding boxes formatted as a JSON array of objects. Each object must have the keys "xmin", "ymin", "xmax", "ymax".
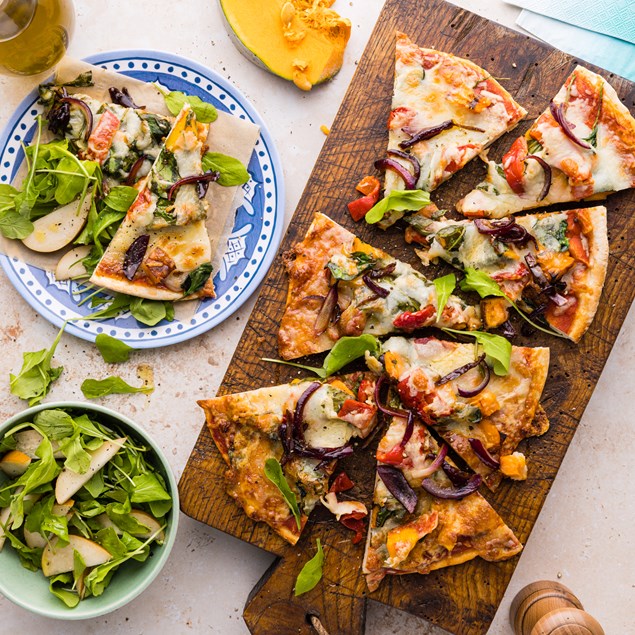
[
  {"xmin": 90, "ymin": 104, "xmax": 217, "ymax": 300},
  {"xmin": 379, "ymin": 32, "xmax": 526, "ymax": 226},
  {"xmin": 198, "ymin": 373, "xmax": 379, "ymax": 545},
  {"xmin": 278, "ymin": 213, "xmax": 481, "ymax": 360},
  {"xmin": 405, "ymin": 206, "xmax": 608, "ymax": 342},
  {"xmin": 363, "ymin": 413, "xmax": 523, "ymax": 591},
  {"xmin": 380, "ymin": 336, "xmax": 550, "ymax": 489},
  {"xmin": 457, "ymin": 66, "xmax": 635, "ymax": 217}
]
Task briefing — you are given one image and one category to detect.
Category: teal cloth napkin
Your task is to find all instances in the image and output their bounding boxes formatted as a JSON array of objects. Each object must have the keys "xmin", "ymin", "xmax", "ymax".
[{"xmin": 516, "ymin": 10, "xmax": 635, "ymax": 82}]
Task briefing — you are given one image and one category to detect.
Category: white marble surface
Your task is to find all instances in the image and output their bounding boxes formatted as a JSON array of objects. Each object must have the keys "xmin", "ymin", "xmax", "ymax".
[{"xmin": 0, "ymin": 1, "xmax": 633, "ymax": 633}]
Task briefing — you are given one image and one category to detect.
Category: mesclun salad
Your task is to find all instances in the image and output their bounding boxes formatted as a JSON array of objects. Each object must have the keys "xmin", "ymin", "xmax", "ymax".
[{"xmin": 0, "ymin": 407, "xmax": 172, "ymax": 607}]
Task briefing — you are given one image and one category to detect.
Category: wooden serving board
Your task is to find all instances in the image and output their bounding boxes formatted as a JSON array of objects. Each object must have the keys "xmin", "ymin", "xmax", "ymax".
[{"xmin": 179, "ymin": 1, "xmax": 635, "ymax": 633}]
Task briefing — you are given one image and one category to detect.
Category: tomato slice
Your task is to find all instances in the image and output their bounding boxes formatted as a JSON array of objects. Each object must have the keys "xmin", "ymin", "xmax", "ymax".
[
  {"xmin": 376, "ymin": 444, "xmax": 405, "ymax": 465},
  {"xmin": 501, "ymin": 136, "xmax": 528, "ymax": 195},
  {"xmin": 392, "ymin": 305, "xmax": 435, "ymax": 331},
  {"xmin": 340, "ymin": 511, "xmax": 366, "ymax": 544},
  {"xmin": 329, "ymin": 472, "xmax": 355, "ymax": 494}
]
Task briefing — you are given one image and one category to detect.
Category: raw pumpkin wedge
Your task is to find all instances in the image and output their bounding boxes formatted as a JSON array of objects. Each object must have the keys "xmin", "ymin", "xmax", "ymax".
[{"xmin": 219, "ymin": 0, "xmax": 351, "ymax": 91}]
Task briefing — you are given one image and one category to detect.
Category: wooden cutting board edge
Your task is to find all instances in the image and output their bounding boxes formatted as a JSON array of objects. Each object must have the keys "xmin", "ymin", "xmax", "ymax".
[{"xmin": 178, "ymin": 1, "xmax": 635, "ymax": 634}]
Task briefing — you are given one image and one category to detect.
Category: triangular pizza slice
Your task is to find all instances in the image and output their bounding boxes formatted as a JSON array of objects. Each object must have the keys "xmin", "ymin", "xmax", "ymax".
[
  {"xmin": 91, "ymin": 104, "xmax": 216, "ymax": 300},
  {"xmin": 458, "ymin": 66, "xmax": 635, "ymax": 217},
  {"xmin": 199, "ymin": 372, "xmax": 379, "ymax": 545},
  {"xmin": 278, "ymin": 213, "xmax": 481, "ymax": 360},
  {"xmin": 380, "ymin": 336, "xmax": 550, "ymax": 490},
  {"xmin": 363, "ymin": 413, "xmax": 522, "ymax": 592}
]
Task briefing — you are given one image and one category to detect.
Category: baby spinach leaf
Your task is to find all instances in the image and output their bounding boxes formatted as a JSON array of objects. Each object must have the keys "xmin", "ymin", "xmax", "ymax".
[
  {"xmin": 0, "ymin": 210, "xmax": 34, "ymax": 239},
  {"xmin": 49, "ymin": 574, "xmax": 80, "ymax": 608},
  {"xmin": 263, "ymin": 335, "xmax": 380, "ymax": 379},
  {"xmin": 162, "ymin": 90, "xmax": 218, "ymax": 123},
  {"xmin": 129, "ymin": 297, "xmax": 171, "ymax": 326},
  {"xmin": 365, "ymin": 189, "xmax": 431, "ymax": 224},
  {"xmin": 443, "ymin": 328, "xmax": 512, "ymax": 376},
  {"xmin": 130, "ymin": 473, "xmax": 171, "ymax": 504},
  {"xmin": 10, "ymin": 323, "xmax": 65, "ymax": 406},
  {"xmin": 95, "ymin": 334, "xmax": 134, "ymax": 364},
  {"xmin": 264, "ymin": 458, "xmax": 301, "ymax": 530},
  {"xmin": 294, "ymin": 539, "xmax": 325, "ymax": 596},
  {"xmin": 33, "ymin": 409, "xmax": 75, "ymax": 440},
  {"xmin": 181, "ymin": 262, "xmax": 214, "ymax": 297},
  {"xmin": 103, "ymin": 186, "xmax": 138, "ymax": 212},
  {"xmin": 94, "ymin": 527, "xmax": 128, "ymax": 559},
  {"xmin": 80, "ymin": 376, "xmax": 153, "ymax": 399},
  {"xmin": 433, "ymin": 273, "xmax": 456, "ymax": 321},
  {"xmin": 201, "ymin": 152, "xmax": 249, "ymax": 186}
]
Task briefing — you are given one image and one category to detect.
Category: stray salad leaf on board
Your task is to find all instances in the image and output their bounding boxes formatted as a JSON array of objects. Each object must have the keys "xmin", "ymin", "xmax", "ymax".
[{"xmin": 294, "ymin": 539, "xmax": 325, "ymax": 596}]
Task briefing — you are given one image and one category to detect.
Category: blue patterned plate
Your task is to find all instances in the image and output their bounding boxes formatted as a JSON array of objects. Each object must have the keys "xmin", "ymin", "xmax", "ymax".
[{"xmin": 0, "ymin": 50, "xmax": 284, "ymax": 348}]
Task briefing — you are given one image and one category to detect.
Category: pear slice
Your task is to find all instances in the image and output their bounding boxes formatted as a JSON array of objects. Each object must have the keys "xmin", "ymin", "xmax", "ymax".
[
  {"xmin": 42, "ymin": 535, "xmax": 112, "ymax": 576},
  {"xmin": 96, "ymin": 509, "xmax": 165, "ymax": 543},
  {"xmin": 0, "ymin": 450, "xmax": 32, "ymax": 477},
  {"xmin": 0, "ymin": 506, "xmax": 11, "ymax": 552},
  {"xmin": 22, "ymin": 196, "xmax": 91, "ymax": 253},
  {"xmin": 55, "ymin": 245, "xmax": 92, "ymax": 280},
  {"xmin": 55, "ymin": 438, "xmax": 126, "ymax": 504},
  {"xmin": 14, "ymin": 430, "xmax": 64, "ymax": 460}
]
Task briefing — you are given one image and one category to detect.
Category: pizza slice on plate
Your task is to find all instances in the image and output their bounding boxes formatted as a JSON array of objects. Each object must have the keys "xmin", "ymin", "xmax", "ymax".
[
  {"xmin": 380, "ymin": 336, "xmax": 550, "ymax": 489},
  {"xmin": 91, "ymin": 103, "xmax": 217, "ymax": 300},
  {"xmin": 278, "ymin": 213, "xmax": 481, "ymax": 360},
  {"xmin": 378, "ymin": 32, "xmax": 526, "ymax": 226},
  {"xmin": 363, "ymin": 413, "xmax": 522, "ymax": 592},
  {"xmin": 457, "ymin": 66, "xmax": 635, "ymax": 217},
  {"xmin": 198, "ymin": 372, "xmax": 379, "ymax": 545},
  {"xmin": 406, "ymin": 206, "xmax": 608, "ymax": 342}
]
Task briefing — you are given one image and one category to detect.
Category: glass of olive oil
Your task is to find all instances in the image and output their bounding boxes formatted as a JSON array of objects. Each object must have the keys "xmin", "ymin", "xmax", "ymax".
[{"xmin": 0, "ymin": 0, "xmax": 74, "ymax": 75}]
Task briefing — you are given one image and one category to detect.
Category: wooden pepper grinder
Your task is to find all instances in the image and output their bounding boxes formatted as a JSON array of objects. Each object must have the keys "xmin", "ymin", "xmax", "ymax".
[{"xmin": 510, "ymin": 580, "xmax": 605, "ymax": 635}]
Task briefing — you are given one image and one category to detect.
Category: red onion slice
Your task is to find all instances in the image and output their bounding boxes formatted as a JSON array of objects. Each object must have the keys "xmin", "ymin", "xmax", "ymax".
[
  {"xmin": 524, "ymin": 253, "xmax": 548, "ymax": 286},
  {"xmin": 108, "ymin": 86, "xmax": 144, "ymax": 109},
  {"xmin": 387, "ymin": 149, "xmax": 421, "ymax": 183},
  {"xmin": 468, "ymin": 438, "xmax": 500, "ymax": 469},
  {"xmin": 549, "ymin": 101, "xmax": 592, "ymax": 150},
  {"xmin": 526, "ymin": 155, "xmax": 552, "ymax": 200},
  {"xmin": 125, "ymin": 154, "xmax": 147, "ymax": 185},
  {"xmin": 377, "ymin": 465, "xmax": 417, "ymax": 513},
  {"xmin": 421, "ymin": 472, "xmax": 482, "ymax": 499},
  {"xmin": 473, "ymin": 218, "xmax": 515, "ymax": 236},
  {"xmin": 374, "ymin": 158, "xmax": 416, "ymax": 190},
  {"xmin": 416, "ymin": 444, "xmax": 448, "ymax": 479},
  {"xmin": 168, "ymin": 170, "xmax": 220, "ymax": 200},
  {"xmin": 399, "ymin": 120, "xmax": 453, "ymax": 148},
  {"xmin": 441, "ymin": 461, "xmax": 472, "ymax": 487},
  {"xmin": 293, "ymin": 382, "xmax": 322, "ymax": 441},
  {"xmin": 123, "ymin": 234, "xmax": 149, "ymax": 280},
  {"xmin": 314, "ymin": 282, "xmax": 339, "ymax": 335},
  {"xmin": 374, "ymin": 375, "xmax": 409, "ymax": 419},
  {"xmin": 436, "ymin": 354, "xmax": 486, "ymax": 386},
  {"xmin": 362, "ymin": 272, "xmax": 389, "ymax": 298},
  {"xmin": 60, "ymin": 97, "xmax": 93, "ymax": 142},
  {"xmin": 368, "ymin": 262, "xmax": 396, "ymax": 279}
]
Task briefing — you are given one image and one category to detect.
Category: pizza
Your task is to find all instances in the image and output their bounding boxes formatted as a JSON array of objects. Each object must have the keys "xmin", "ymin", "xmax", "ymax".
[
  {"xmin": 379, "ymin": 336, "xmax": 550, "ymax": 489},
  {"xmin": 378, "ymin": 32, "xmax": 526, "ymax": 226},
  {"xmin": 405, "ymin": 206, "xmax": 609, "ymax": 342},
  {"xmin": 198, "ymin": 373, "xmax": 379, "ymax": 545},
  {"xmin": 278, "ymin": 212, "xmax": 481, "ymax": 360},
  {"xmin": 90, "ymin": 104, "xmax": 216, "ymax": 301},
  {"xmin": 363, "ymin": 412, "xmax": 522, "ymax": 591},
  {"xmin": 457, "ymin": 66, "xmax": 635, "ymax": 217}
]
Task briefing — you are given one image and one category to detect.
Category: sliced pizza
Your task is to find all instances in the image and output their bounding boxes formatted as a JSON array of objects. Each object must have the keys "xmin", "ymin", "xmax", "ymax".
[
  {"xmin": 278, "ymin": 213, "xmax": 481, "ymax": 360},
  {"xmin": 379, "ymin": 336, "xmax": 550, "ymax": 489},
  {"xmin": 198, "ymin": 373, "xmax": 379, "ymax": 545},
  {"xmin": 91, "ymin": 104, "xmax": 216, "ymax": 300},
  {"xmin": 457, "ymin": 66, "xmax": 635, "ymax": 217},
  {"xmin": 405, "ymin": 206, "xmax": 608, "ymax": 342},
  {"xmin": 378, "ymin": 32, "xmax": 526, "ymax": 226},
  {"xmin": 363, "ymin": 413, "xmax": 523, "ymax": 592}
]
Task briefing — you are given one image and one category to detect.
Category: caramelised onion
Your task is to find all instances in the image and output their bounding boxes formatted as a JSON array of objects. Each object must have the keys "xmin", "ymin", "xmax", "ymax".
[
  {"xmin": 416, "ymin": 444, "xmax": 448, "ymax": 479},
  {"xmin": 474, "ymin": 218, "xmax": 536, "ymax": 247},
  {"xmin": 377, "ymin": 465, "xmax": 417, "ymax": 513},
  {"xmin": 387, "ymin": 149, "xmax": 421, "ymax": 183},
  {"xmin": 457, "ymin": 361, "xmax": 490, "ymax": 398},
  {"xmin": 368, "ymin": 262, "xmax": 396, "ymax": 279},
  {"xmin": 125, "ymin": 154, "xmax": 147, "ymax": 185},
  {"xmin": 47, "ymin": 100, "xmax": 71, "ymax": 136},
  {"xmin": 468, "ymin": 438, "xmax": 500, "ymax": 469},
  {"xmin": 293, "ymin": 382, "xmax": 321, "ymax": 439},
  {"xmin": 168, "ymin": 170, "xmax": 220, "ymax": 200},
  {"xmin": 123, "ymin": 234, "xmax": 149, "ymax": 280},
  {"xmin": 374, "ymin": 375, "xmax": 409, "ymax": 419},
  {"xmin": 362, "ymin": 272, "xmax": 389, "ymax": 298},
  {"xmin": 526, "ymin": 155, "xmax": 552, "ymax": 200},
  {"xmin": 524, "ymin": 253, "xmax": 548, "ymax": 286},
  {"xmin": 421, "ymin": 471, "xmax": 482, "ymax": 499},
  {"xmin": 436, "ymin": 354, "xmax": 486, "ymax": 386},
  {"xmin": 549, "ymin": 101, "xmax": 592, "ymax": 150},
  {"xmin": 314, "ymin": 282, "xmax": 339, "ymax": 335},
  {"xmin": 60, "ymin": 97, "xmax": 94, "ymax": 142},
  {"xmin": 400, "ymin": 120, "xmax": 485, "ymax": 149},
  {"xmin": 374, "ymin": 157, "xmax": 416, "ymax": 190},
  {"xmin": 441, "ymin": 461, "xmax": 472, "ymax": 487},
  {"xmin": 109, "ymin": 86, "xmax": 144, "ymax": 109}
]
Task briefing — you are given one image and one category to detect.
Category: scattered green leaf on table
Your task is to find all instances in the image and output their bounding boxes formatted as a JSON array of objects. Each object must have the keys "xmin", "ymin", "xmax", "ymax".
[
  {"xmin": 81, "ymin": 376, "xmax": 153, "ymax": 399},
  {"xmin": 95, "ymin": 334, "xmax": 134, "ymax": 363},
  {"xmin": 365, "ymin": 190, "xmax": 431, "ymax": 224},
  {"xmin": 263, "ymin": 335, "xmax": 380, "ymax": 378},
  {"xmin": 201, "ymin": 152, "xmax": 249, "ymax": 186},
  {"xmin": 433, "ymin": 273, "xmax": 456, "ymax": 321},
  {"xmin": 294, "ymin": 539, "xmax": 325, "ymax": 596},
  {"xmin": 264, "ymin": 458, "xmax": 301, "ymax": 530}
]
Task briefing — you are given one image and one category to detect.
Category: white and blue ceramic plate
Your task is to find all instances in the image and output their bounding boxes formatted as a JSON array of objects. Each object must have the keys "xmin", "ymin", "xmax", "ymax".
[{"xmin": 0, "ymin": 50, "xmax": 284, "ymax": 348}]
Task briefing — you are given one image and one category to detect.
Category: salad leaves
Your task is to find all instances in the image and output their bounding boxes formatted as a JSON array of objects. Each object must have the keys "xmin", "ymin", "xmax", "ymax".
[
  {"xmin": 95, "ymin": 334, "xmax": 134, "ymax": 364},
  {"xmin": 433, "ymin": 273, "xmax": 456, "ymax": 321},
  {"xmin": 294, "ymin": 539, "xmax": 325, "ymax": 596},
  {"xmin": 81, "ymin": 376, "xmax": 153, "ymax": 399},
  {"xmin": 365, "ymin": 190, "xmax": 431, "ymax": 224}
]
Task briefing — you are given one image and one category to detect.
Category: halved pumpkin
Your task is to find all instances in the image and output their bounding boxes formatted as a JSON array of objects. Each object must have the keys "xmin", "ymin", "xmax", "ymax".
[{"xmin": 219, "ymin": 0, "xmax": 351, "ymax": 90}]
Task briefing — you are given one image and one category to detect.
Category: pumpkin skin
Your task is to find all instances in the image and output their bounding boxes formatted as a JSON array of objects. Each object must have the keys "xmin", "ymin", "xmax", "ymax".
[{"xmin": 218, "ymin": 0, "xmax": 351, "ymax": 91}]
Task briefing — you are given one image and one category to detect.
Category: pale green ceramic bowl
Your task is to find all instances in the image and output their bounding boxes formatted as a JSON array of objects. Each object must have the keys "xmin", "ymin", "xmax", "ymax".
[{"xmin": 0, "ymin": 402, "xmax": 179, "ymax": 619}]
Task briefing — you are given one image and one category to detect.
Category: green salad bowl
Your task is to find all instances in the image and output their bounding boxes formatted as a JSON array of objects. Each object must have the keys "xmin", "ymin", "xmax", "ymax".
[{"xmin": 0, "ymin": 401, "xmax": 179, "ymax": 620}]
